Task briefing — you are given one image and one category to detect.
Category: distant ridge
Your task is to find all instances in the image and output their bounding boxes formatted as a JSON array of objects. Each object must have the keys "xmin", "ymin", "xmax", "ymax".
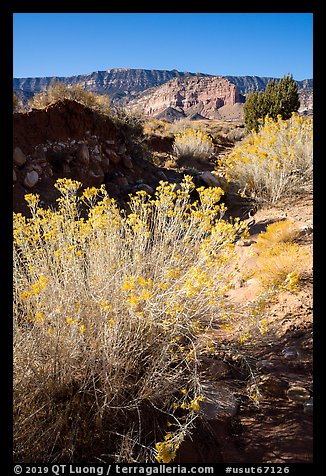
[{"xmin": 13, "ymin": 68, "xmax": 313, "ymax": 115}]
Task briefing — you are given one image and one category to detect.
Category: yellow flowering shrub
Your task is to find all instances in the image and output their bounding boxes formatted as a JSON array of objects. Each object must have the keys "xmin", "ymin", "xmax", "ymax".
[
  {"xmin": 218, "ymin": 114, "xmax": 313, "ymax": 204},
  {"xmin": 248, "ymin": 219, "xmax": 312, "ymax": 291},
  {"xmin": 13, "ymin": 176, "xmax": 247, "ymax": 463},
  {"xmin": 232, "ymin": 219, "xmax": 312, "ymax": 346},
  {"xmin": 173, "ymin": 128, "xmax": 214, "ymax": 161},
  {"xmin": 255, "ymin": 219, "xmax": 300, "ymax": 249},
  {"xmin": 252, "ymin": 241, "xmax": 311, "ymax": 290}
]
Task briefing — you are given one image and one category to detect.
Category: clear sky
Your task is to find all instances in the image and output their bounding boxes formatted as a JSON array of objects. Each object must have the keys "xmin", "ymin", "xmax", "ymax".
[{"xmin": 13, "ymin": 13, "xmax": 313, "ymax": 80}]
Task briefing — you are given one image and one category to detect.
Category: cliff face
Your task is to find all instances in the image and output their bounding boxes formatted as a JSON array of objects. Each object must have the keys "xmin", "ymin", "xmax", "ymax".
[
  {"xmin": 13, "ymin": 68, "xmax": 313, "ymax": 116},
  {"xmin": 13, "ymin": 68, "xmax": 210, "ymax": 104},
  {"xmin": 128, "ymin": 76, "xmax": 245, "ymax": 119}
]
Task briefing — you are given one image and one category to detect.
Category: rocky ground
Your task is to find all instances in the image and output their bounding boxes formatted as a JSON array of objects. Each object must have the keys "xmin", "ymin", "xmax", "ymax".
[{"xmin": 13, "ymin": 100, "xmax": 313, "ymax": 464}]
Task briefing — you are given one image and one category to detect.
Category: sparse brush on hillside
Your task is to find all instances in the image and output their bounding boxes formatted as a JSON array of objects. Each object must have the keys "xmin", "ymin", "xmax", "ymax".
[
  {"xmin": 13, "ymin": 177, "xmax": 248, "ymax": 463},
  {"xmin": 218, "ymin": 114, "xmax": 313, "ymax": 204},
  {"xmin": 169, "ymin": 119, "xmax": 201, "ymax": 135},
  {"xmin": 28, "ymin": 80, "xmax": 111, "ymax": 115},
  {"xmin": 173, "ymin": 129, "xmax": 214, "ymax": 162},
  {"xmin": 110, "ymin": 107, "xmax": 146, "ymax": 159}
]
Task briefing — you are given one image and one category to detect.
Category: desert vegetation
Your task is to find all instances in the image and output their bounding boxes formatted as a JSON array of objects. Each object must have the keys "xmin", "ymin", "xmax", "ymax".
[
  {"xmin": 218, "ymin": 113, "xmax": 313, "ymax": 204},
  {"xmin": 243, "ymin": 75, "xmax": 300, "ymax": 133},
  {"xmin": 28, "ymin": 80, "xmax": 111, "ymax": 116},
  {"xmin": 13, "ymin": 82, "xmax": 313, "ymax": 463},
  {"xmin": 172, "ymin": 129, "xmax": 214, "ymax": 162},
  {"xmin": 13, "ymin": 177, "xmax": 250, "ymax": 462},
  {"xmin": 247, "ymin": 220, "xmax": 311, "ymax": 291}
]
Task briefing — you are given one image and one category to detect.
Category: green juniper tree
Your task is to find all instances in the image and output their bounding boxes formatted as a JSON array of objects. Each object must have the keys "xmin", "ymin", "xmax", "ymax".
[{"xmin": 243, "ymin": 75, "xmax": 300, "ymax": 133}]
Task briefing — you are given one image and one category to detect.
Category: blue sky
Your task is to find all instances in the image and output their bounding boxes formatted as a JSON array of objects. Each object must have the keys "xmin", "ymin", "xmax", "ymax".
[{"xmin": 13, "ymin": 13, "xmax": 313, "ymax": 80}]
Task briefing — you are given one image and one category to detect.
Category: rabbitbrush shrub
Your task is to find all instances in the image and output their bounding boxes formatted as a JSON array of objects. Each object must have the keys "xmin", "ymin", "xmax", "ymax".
[
  {"xmin": 218, "ymin": 113, "xmax": 313, "ymax": 204},
  {"xmin": 251, "ymin": 221, "xmax": 311, "ymax": 291},
  {"xmin": 173, "ymin": 128, "xmax": 214, "ymax": 162},
  {"xmin": 13, "ymin": 177, "xmax": 248, "ymax": 463}
]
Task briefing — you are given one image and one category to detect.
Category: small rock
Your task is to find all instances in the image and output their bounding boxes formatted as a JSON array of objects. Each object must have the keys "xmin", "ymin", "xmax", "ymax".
[
  {"xmin": 76, "ymin": 143, "xmax": 90, "ymax": 165},
  {"xmin": 24, "ymin": 170, "xmax": 39, "ymax": 188},
  {"xmin": 257, "ymin": 360, "xmax": 275, "ymax": 371},
  {"xmin": 31, "ymin": 164, "xmax": 43, "ymax": 175},
  {"xmin": 199, "ymin": 357, "xmax": 230, "ymax": 379},
  {"xmin": 201, "ymin": 382, "xmax": 239, "ymax": 419},
  {"xmin": 13, "ymin": 147, "xmax": 27, "ymax": 166},
  {"xmin": 13, "ymin": 169, "xmax": 17, "ymax": 182},
  {"xmin": 122, "ymin": 155, "xmax": 133, "ymax": 169},
  {"xmin": 90, "ymin": 161, "xmax": 104, "ymax": 178},
  {"xmin": 236, "ymin": 238, "xmax": 256, "ymax": 247},
  {"xmin": 114, "ymin": 176, "xmax": 129, "ymax": 188},
  {"xmin": 105, "ymin": 149, "xmax": 121, "ymax": 165},
  {"xmin": 282, "ymin": 347, "xmax": 299, "ymax": 360},
  {"xmin": 287, "ymin": 386, "xmax": 310, "ymax": 403},
  {"xmin": 200, "ymin": 171, "xmax": 226, "ymax": 189},
  {"xmin": 100, "ymin": 157, "xmax": 110, "ymax": 173},
  {"xmin": 105, "ymin": 139, "xmax": 115, "ymax": 145},
  {"xmin": 257, "ymin": 375, "xmax": 288, "ymax": 398},
  {"xmin": 136, "ymin": 184, "xmax": 154, "ymax": 195},
  {"xmin": 93, "ymin": 145, "xmax": 100, "ymax": 155}
]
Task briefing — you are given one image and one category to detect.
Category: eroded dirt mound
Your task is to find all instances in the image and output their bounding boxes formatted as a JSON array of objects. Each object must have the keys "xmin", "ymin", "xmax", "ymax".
[
  {"xmin": 13, "ymin": 100, "xmax": 184, "ymax": 215},
  {"xmin": 13, "ymin": 99, "xmax": 118, "ymax": 154}
]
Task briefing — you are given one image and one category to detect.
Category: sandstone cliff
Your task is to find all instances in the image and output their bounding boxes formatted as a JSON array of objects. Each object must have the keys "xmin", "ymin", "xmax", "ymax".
[{"xmin": 128, "ymin": 76, "xmax": 245, "ymax": 120}]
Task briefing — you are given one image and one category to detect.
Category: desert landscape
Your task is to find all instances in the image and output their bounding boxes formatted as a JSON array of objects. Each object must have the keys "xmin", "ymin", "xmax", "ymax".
[{"xmin": 13, "ymin": 65, "xmax": 313, "ymax": 465}]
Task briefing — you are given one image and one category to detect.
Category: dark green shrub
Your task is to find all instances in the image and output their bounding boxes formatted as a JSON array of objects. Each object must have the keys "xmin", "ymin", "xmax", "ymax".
[{"xmin": 243, "ymin": 75, "xmax": 300, "ymax": 133}]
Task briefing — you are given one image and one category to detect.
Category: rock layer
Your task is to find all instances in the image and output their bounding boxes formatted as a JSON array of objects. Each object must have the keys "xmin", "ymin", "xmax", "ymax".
[{"xmin": 129, "ymin": 76, "xmax": 245, "ymax": 120}]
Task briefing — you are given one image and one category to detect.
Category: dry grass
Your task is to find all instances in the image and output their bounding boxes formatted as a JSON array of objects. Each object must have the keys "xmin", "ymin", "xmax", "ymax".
[
  {"xmin": 255, "ymin": 220, "xmax": 301, "ymax": 249},
  {"xmin": 28, "ymin": 81, "xmax": 111, "ymax": 116}
]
